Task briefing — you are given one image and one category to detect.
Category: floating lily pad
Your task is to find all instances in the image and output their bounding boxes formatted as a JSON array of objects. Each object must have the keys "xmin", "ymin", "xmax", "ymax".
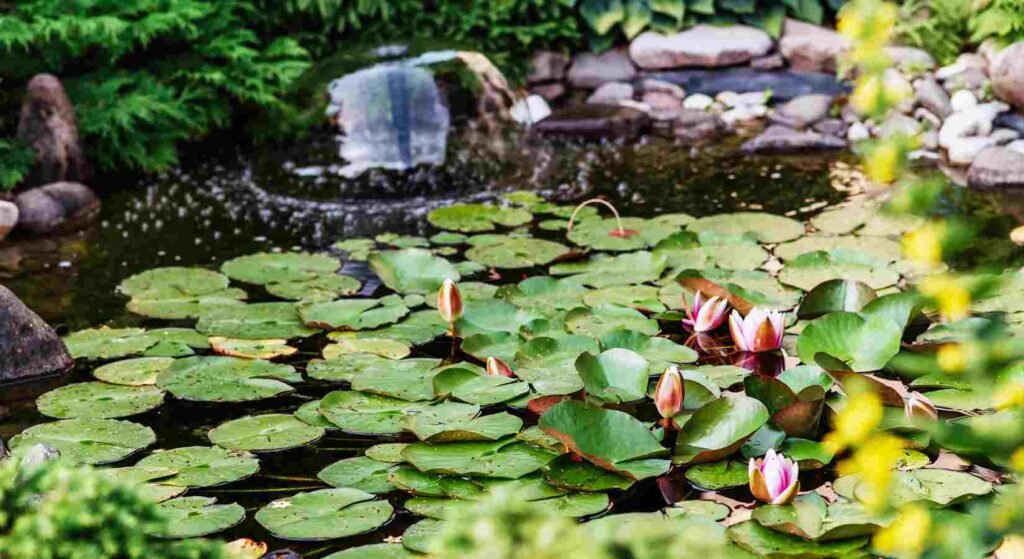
[
  {"xmin": 583, "ymin": 285, "xmax": 667, "ymax": 312},
  {"xmin": 402, "ymin": 438, "xmax": 558, "ymax": 479},
  {"xmin": 354, "ymin": 310, "xmax": 449, "ymax": 345},
  {"xmin": 388, "ymin": 465, "xmax": 446, "ymax": 496},
  {"xmin": 455, "ymin": 298, "xmax": 545, "ymax": 338},
  {"xmin": 568, "ymin": 217, "xmax": 679, "ymax": 251},
  {"xmin": 406, "ymin": 490, "xmax": 608, "ymax": 520},
  {"xmin": 542, "ymin": 454, "xmax": 634, "ymax": 491},
  {"xmin": 266, "ymin": 274, "xmax": 362, "ymax": 302},
  {"xmin": 497, "ymin": 276, "xmax": 588, "ymax": 316},
  {"xmin": 778, "ymin": 438, "xmax": 836, "ymax": 469},
  {"xmin": 350, "ymin": 358, "xmax": 442, "ymax": 402},
  {"xmin": 301, "ymin": 297, "xmax": 410, "ymax": 330},
  {"xmin": 685, "ymin": 460, "xmax": 749, "ymax": 490},
  {"xmin": 428, "ymin": 204, "xmax": 533, "ymax": 232},
  {"xmin": 320, "ymin": 391, "xmax": 431, "ymax": 435},
  {"xmin": 294, "ymin": 399, "xmax": 335, "ymax": 429},
  {"xmin": 325, "ymin": 544, "xmax": 417, "ymax": 559},
  {"xmin": 197, "ymin": 302, "xmax": 320, "ymax": 339},
  {"xmin": 674, "ymin": 396, "xmax": 769, "ymax": 464},
  {"xmin": 809, "ymin": 205, "xmax": 873, "ymax": 235},
  {"xmin": 667, "ymin": 500, "xmax": 732, "ymax": 520},
  {"xmin": 369, "ymin": 249, "xmax": 460, "ymax": 294},
  {"xmin": 154, "ymin": 497, "xmax": 245, "ymax": 538},
  {"xmin": 221, "ymin": 252, "xmax": 340, "ymax": 284},
  {"xmin": 752, "ymin": 493, "xmax": 891, "ymax": 542},
  {"xmin": 432, "ymin": 367, "xmax": 531, "ymax": 405},
  {"xmin": 599, "ymin": 329, "xmax": 698, "ymax": 372},
  {"xmin": 402, "ymin": 519, "xmax": 444, "ymax": 554},
  {"xmin": 318, "ymin": 456, "xmax": 396, "ymax": 494},
  {"xmin": 103, "ymin": 466, "xmax": 183, "ymax": 502},
  {"xmin": 727, "ymin": 520, "xmax": 869, "ymax": 558},
  {"xmin": 36, "ymin": 382, "xmax": 164, "ymax": 419},
  {"xmin": 377, "ymin": 233, "xmax": 429, "ymax": 248},
  {"xmin": 466, "ymin": 237, "xmax": 571, "ymax": 269},
  {"xmin": 209, "ymin": 337, "xmax": 297, "ymax": 359},
  {"xmin": 401, "ymin": 403, "xmax": 523, "ymax": 442},
  {"xmin": 119, "ymin": 267, "xmax": 231, "ymax": 297},
  {"xmin": 322, "ymin": 336, "xmax": 412, "ymax": 360},
  {"xmin": 551, "ymin": 251, "xmax": 668, "ymax": 287},
  {"xmin": 255, "ymin": 488, "xmax": 395, "ymax": 542},
  {"xmin": 157, "ymin": 356, "xmax": 300, "ymax": 402},
  {"xmin": 208, "ymin": 414, "xmax": 325, "ymax": 452},
  {"xmin": 576, "ymin": 348, "xmax": 650, "ymax": 404},
  {"xmin": 127, "ymin": 286, "xmax": 247, "ymax": 320},
  {"xmin": 513, "ymin": 335, "xmax": 599, "ymax": 395},
  {"xmin": 137, "ymin": 446, "xmax": 259, "ymax": 488},
  {"xmin": 540, "ymin": 400, "xmax": 669, "ymax": 479},
  {"xmin": 796, "ymin": 279, "xmax": 878, "ymax": 320},
  {"xmin": 366, "ymin": 443, "xmax": 409, "ymax": 463},
  {"xmin": 565, "ymin": 305, "xmax": 659, "ymax": 338},
  {"xmin": 796, "ymin": 311, "xmax": 903, "ymax": 372},
  {"xmin": 689, "ymin": 212, "xmax": 804, "ymax": 243},
  {"xmin": 871, "ymin": 469, "xmax": 992, "ymax": 506},
  {"xmin": 692, "ymin": 365, "xmax": 752, "ymax": 389},
  {"xmin": 778, "ymin": 251, "xmax": 900, "ymax": 292},
  {"xmin": 142, "ymin": 328, "xmax": 211, "ymax": 357},
  {"xmin": 93, "ymin": 357, "xmax": 174, "ymax": 386},
  {"xmin": 774, "ymin": 235, "xmax": 901, "ymax": 263},
  {"xmin": 63, "ymin": 327, "xmax": 157, "ymax": 360},
  {"xmin": 925, "ymin": 388, "xmax": 992, "ymax": 411},
  {"xmin": 9, "ymin": 418, "xmax": 155, "ymax": 465},
  {"xmin": 334, "ymin": 238, "xmax": 376, "ymax": 260}
]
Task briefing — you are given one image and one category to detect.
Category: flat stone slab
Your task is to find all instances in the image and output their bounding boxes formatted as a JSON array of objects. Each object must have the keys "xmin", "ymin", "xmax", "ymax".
[
  {"xmin": 532, "ymin": 105, "xmax": 650, "ymax": 140},
  {"xmin": 629, "ymin": 25, "xmax": 773, "ymax": 69},
  {"xmin": 640, "ymin": 69, "xmax": 849, "ymax": 102},
  {"xmin": 967, "ymin": 146, "xmax": 1024, "ymax": 190},
  {"xmin": 741, "ymin": 124, "xmax": 846, "ymax": 153}
]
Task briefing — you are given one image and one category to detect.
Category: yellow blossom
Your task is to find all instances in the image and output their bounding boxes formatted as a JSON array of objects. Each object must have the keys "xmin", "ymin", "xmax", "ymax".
[
  {"xmin": 918, "ymin": 275, "xmax": 971, "ymax": 321},
  {"xmin": 838, "ymin": 433, "xmax": 906, "ymax": 511},
  {"xmin": 864, "ymin": 140, "xmax": 902, "ymax": 183},
  {"xmin": 1011, "ymin": 448, "xmax": 1024, "ymax": 473},
  {"xmin": 902, "ymin": 222, "xmax": 945, "ymax": 267},
  {"xmin": 936, "ymin": 344, "xmax": 968, "ymax": 373},
  {"xmin": 994, "ymin": 381, "xmax": 1024, "ymax": 410},
  {"xmin": 824, "ymin": 384, "xmax": 882, "ymax": 453},
  {"xmin": 873, "ymin": 503, "xmax": 932, "ymax": 558}
]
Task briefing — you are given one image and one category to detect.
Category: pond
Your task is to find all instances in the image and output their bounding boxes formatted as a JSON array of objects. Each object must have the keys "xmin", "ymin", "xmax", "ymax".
[{"xmin": 1, "ymin": 126, "xmax": 1021, "ymax": 557}]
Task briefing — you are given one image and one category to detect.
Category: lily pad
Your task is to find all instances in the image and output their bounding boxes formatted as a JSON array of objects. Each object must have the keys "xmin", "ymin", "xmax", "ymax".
[
  {"xmin": 796, "ymin": 311, "xmax": 903, "ymax": 372},
  {"xmin": 142, "ymin": 328, "xmax": 211, "ymax": 357},
  {"xmin": 221, "ymin": 252, "xmax": 340, "ymax": 285},
  {"xmin": 208, "ymin": 414, "xmax": 325, "ymax": 452},
  {"xmin": 567, "ymin": 217, "xmax": 679, "ymax": 251},
  {"xmin": 63, "ymin": 327, "xmax": 157, "ymax": 360},
  {"xmin": 402, "ymin": 519, "xmax": 445, "ymax": 553},
  {"xmin": 576, "ymin": 348, "xmax": 650, "ymax": 403},
  {"xmin": 318, "ymin": 456, "xmax": 396, "ymax": 494},
  {"xmin": 496, "ymin": 276, "xmax": 588, "ymax": 317},
  {"xmin": 402, "ymin": 438, "xmax": 558, "ymax": 479},
  {"xmin": 551, "ymin": 251, "xmax": 668, "ymax": 288},
  {"xmin": 266, "ymin": 274, "xmax": 362, "ymax": 302},
  {"xmin": 137, "ymin": 446, "xmax": 259, "ymax": 488},
  {"xmin": 369, "ymin": 249, "xmax": 460, "ymax": 294},
  {"xmin": 119, "ymin": 267, "xmax": 231, "ymax": 297},
  {"xmin": 157, "ymin": 356, "xmax": 300, "ymax": 402},
  {"xmin": 455, "ymin": 298, "xmax": 545, "ymax": 338},
  {"xmin": 325, "ymin": 544, "xmax": 416, "ymax": 559},
  {"xmin": 685, "ymin": 459, "xmax": 749, "ymax": 490},
  {"xmin": 773, "ymin": 235, "xmax": 901, "ymax": 263},
  {"xmin": 301, "ymin": 297, "xmax": 410, "ymax": 330},
  {"xmin": 93, "ymin": 357, "xmax": 174, "ymax": 386},
  {"xmin": 689, "ymin": 212, "xmax": 804, "ymax": 243},
  {"xmin": 127, "ymin": 286, "xmax": 247, "ymax": 320},
  {"xmin": 36, "ymin": 382, "xmax": 164, "ymax": 419},
  {"xmin": 334, "ymin": 238, "xmax": 376, "ymax": 260},
  {"xmin": 599, "ymin": 329, "xmax": 698, "ymax": 372},
  {"xmin": 692, "ymin": 365, "xmax": 752, "ymax": 389},
  {"xmin": 796, "ymin": 279, "xmax": 878, "ymax": 320},
  {"xmin": 355, "ymin": 309, "xmax": 449, "ymax": 345},
  {"xmin": 428, "ymin": 203, "xmax": 533, "ymax": 232},
  {"xmin": 320, "ymin": 391, "xmax": 431, "ymax": 435},
  {"xmin": 583, "ymin": 285, "xmax": 667, "ymax": 312},
  {"xmin": 752, "ymin": 493, "xmax": 891, "ymax": 541},
  {"xmin": 432, "ymin": 367, "xmax": 531, "ymax": 405},
  {"xmin": 9, "ymin": 418, "xmax": 156, "ymax": 465},
  {"xmin": 255, "ymin": 488, "xmax": 394, "ymax": 541},
  {"xmin": 400, "ymin": 403, "xmax": 523, "ymax": 442},
  {"xmin": 154, "ymin": 497, "xmax": 245, "ymax": 538},
  {"xmin": 542, "ymin": 454, "xmax": 635, "ymax": 491},
  {"xmin": 466, "ymin": 237, "xmax": 571, "ymax": 269},
  {"xmin": 872, "ymin": 469, "xmax": 992, "ymax": 506},
  {"xmin": 513, "ymin": 335, "xmax": 599, "ymax": 395},
  {"xmin": 727, "ymin": 520, "xmax": 869, "ymax": 558},
  {"xmin": 366, "ymin": 443, "xmax": 409, "ymax": 463},
  {"xmin": 778, "ymin": 252, "xmax": 900, "ymax": 292},
  {"xmin": 197, "ymin": 302, "xmax": 320, "ymax": 339},
  {"xmin": 565, "ymin": 305, "xmax": 659, "ymax": 338},
  {"xmin": 322, "ymin": 336, "xmax": 411, "ymax": 360},
  {"xmin": 294, "ymin": 399, "xmax": 335, "ymax": 429},
  {"xmin": 209, "ymin": 337, "xmax": 296, "ymax": 359},
  {"xmin": 673, "ymin": 395, "xmax": 770, "ymax": 464}
]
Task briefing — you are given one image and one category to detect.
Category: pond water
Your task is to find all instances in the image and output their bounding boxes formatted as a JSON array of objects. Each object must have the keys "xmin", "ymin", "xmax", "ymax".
[{"xmin": 1, "ymin": 126, "xmax": 1021, "ymax": 556}]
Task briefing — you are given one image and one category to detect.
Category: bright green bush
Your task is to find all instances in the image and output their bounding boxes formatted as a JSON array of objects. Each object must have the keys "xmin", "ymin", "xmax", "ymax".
[
  {"xmin": 897, "ymin": 0, "xmax": 971, "ymax": 66},
  {"xmin": 0, "ymin": 458, "xmax": 226, "ymax": 559},
  {"xmin": 970, "ymin": 0, "xmax": 1024, "ymax": 45},
  {"xmin": 0, "ymin": 140, "xmax": 35, "ymax": 192}
]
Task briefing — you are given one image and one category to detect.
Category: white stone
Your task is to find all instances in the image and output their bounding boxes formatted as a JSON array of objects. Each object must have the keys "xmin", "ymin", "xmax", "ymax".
[
  {"xmin": 992, "ymin": 127, "xmax": 1021, "ymax": 145},
  {"xmin": 939, "ymin": 103, "xmax": 1006, "ymax": 148},
  {"xmin": 0, "ymin": 200, "xmax": 18, "ymax": 240},
  {"xmin": 628, "ymin": 25, "xmax": 773, "ymax": 69},
  {"xmin": 683, "ymin": 93, "xmax": 714, "ymax": 110},
  {"xmin": 936, "ymin": 60, "xmax": 968, "ymax": 81},
  {"xmin": 587, "ymin": 82, "xmax": 635, "ymax": 105},
  {"xmin": 641, "ymin": 79, "xmax": 685, "ymax": 99},
  {"xmin": 1007, "ymin": 139, "xmax": 1024, "ymax": 155},
  {"xmin": 510, "ymin": 95, "xmax": 551, "ymax": 125},
  {"xmin": 947, "ymin": 136, "xmax": 997, "ymax": 165},
  {"xmin": 914, "ymin": 108, "xmax": 942, "ymax": 128},
  {"xmin": 847, "ymin": 121, "xmax": 870, "ymax": 142},
  {"xmin": 721, "ymin": 104, "xmax": 766, "ymax": 126},
  {"xmin": 950, "ymin": 89, "xmax": 978, "ymax": 112}
]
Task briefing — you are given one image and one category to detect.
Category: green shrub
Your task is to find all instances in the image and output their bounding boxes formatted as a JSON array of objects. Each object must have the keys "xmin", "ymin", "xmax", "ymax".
[
  {"xmin": 969, "ymin": 0, "xmax": 1024, "ymax": 45},
  {"xmin": 897, "ymin": 0, "xmax": 971, "ymax": 65},
  {"xmin": 0, "ymin": 139, "xmax": 35, "ymax": 192}
]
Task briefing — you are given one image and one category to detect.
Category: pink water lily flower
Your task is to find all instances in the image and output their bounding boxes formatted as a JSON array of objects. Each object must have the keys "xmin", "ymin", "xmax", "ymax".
[
  {"xmin": 749, "ymin": 449, "xmax": 800, "ymax": 505},
  {"xmin": 683, "ymin": 292, "xmax": 730, "ymax": 333},
  {"xmin": 654, "ymin": 366, "xmax": 685, "ymax": 424},
  {"xmin": 486, "ymin": 356, "xmax": 514, "ymax": 378},
  {"xmin": 729, "ymin": 308, "xmax": 785, "ymax": 353}
]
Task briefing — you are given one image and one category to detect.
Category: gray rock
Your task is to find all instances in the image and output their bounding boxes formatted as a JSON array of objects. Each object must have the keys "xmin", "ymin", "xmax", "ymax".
[
  {"xmin": 778, "ymin": 19, "xmax": 849, "ymax": 73},
  {"xmin": 992, "ymin": 128, "xmax": 1021, "ymax": 145},
  {"xmin": 673, "ymin": 109, "xmax": 725, "ymax": 143},
  {"xmin": 587, "ymin": 82, "xmax": 635, "ymax": 104},
  {"xmin": 991, "ymin": 42, "xmax": 1024, "ymax": 109},
  {"xmin": 18, "ymin": 444, "xmax": 61, "ymax": 469},
  {"xmin": 914, "ymin": 76, "xmax": 952, "ymax": 118},
  {"xmin": 948, "ymin": 136, "xmax": 996, "ymax": 165},
  {"xmin": 813, "ymin": 118, "xmax": 849, "ymax": 137},
  {"xmin": 530, "ymin": 83, "xmax": 566, "ymax": 103},
  {"xmin": 950, "ymin": 89, "xmax": 978, "ymax": 112},
  {"xmin": 877, "ymin": 114, "xmax": 922, "ymax": 138},
  {"xmin": 629, "ymin": 25, "xmax": 772, "ymax": 69},
  {"xmin": 532, "ymin": 105, "xmax": 649, "ymax": 139},
  {"xmin": 769, "ymin": 94, "xmax": 833, "ymax": 129},
  {"xmin": 567, "ymin": 50, "xmax": 637, "ymax": 89},
  {"xmin": 640, "ymin": 68, "xmax": 849, "ymax": 101},
  {"xmin": 996, "ymin": 112, "xmax": 1024, "ymax": 134},
  {"xmin": 967, "ymin": 146, "xmax": 1024, "ymax": 189},
  {"xmin": 915, "ymin": 108, "xmax": 942, "ymax": 129},
  {"xmin": 847, "ymin": 121, "xmax": 871, "ymax": 142},
  {"xmin": 642, "ymin": 91, "xmax": 683, "ymax": 120},
  {"xmin": 16, "ymin": 74, "xmax": 86, "ymax": 187},
  {"xmin": 0, "ymin": 201, "xmax": 18, "ymax": 240},
  {"xmin": 750, "ymin": 53, "xmax": 785, "ymax": 70},
  {"xmin": 0, "ymin": 284, "xmax": 73, "ymax": 382},
  {"xmin": 921, "ymin": 129, "xmax": 940, "ymax": 149},
  {"xmin": 943, "ymin": 67, "xmax": 987, "ymax": 93},
  {"xmin": 886, "ymin": 46, "xmax": 936, "ymax": 71},
  {"xmin": 1008, "ymin": 139, "xmax": 1024, "ymax": 155},
  {"xmin": 641, "ymin": 79, "xmax": 685, "ymax": 98},
  {"xmin": 741, "ymin": 124, "xmax": 845, "ymax": 153},
  {"xmin": 528, "ymin": 51, "xmax": 570, "ymax": 84},
  {"xmin": 14, "ymin": 181, "xmax": 100, "ymax": 236}
]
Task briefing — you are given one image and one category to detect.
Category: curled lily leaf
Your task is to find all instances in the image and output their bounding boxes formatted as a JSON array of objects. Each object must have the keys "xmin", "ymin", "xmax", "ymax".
[
  {"xmin": 684, "ymin": 292, "xmax": 730, "ymax": 333},
  {"xmin": 654, "ymin": 366, "xmax": 684, "ymax": 426},
  {"xmin": 749, "ymin": 449, "xmax": 800, "ymax": 505},
  {"xmin": 437, "ymin": 278, "xmax": 463, "ymax": 334},
  {"xmin": 729, "ymin": 308, "xmax": 785, "ymax": 353},
  {"xmin": 485, "ymin": 356, "xmax": 514, "ymax": 378},
  {"xmin": 904, "ymin": 391, "xmax": 938, "ymax": 421}
]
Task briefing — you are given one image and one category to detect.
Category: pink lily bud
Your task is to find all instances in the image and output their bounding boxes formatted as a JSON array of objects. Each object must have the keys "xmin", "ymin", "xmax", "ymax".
[
  {"xmin": 654, "ymin": 366, "xmax": 685, "ymax": 421},
  {"xmin": 904, "ymin": 392, "xmax": 938, "ymax": 421},
  {"xmin": 729, "ymin": 308, "xmax": 785, "ymax": 353},
  {"xmin": 684, "ymin": 292, "xmax": 730, "ymax": 333},
  {"xmin": 437, "ymin": 278, "xmax": 463, "ymax": 331},
  {"xmin": 749, "ymin": 449, "xmax": 800, "ymax": 505},
  {"xmin": 486, "ymin": 356, "xmax": 514, "ymax": 378}
]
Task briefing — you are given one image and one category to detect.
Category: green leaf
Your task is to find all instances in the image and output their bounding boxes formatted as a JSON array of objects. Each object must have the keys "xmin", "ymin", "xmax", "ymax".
[
  {"xmin": 137, "ymin": 446, "xmax": 259, "ymax": 488},
  {"xmin": 402, "ymin": 438, "xmax": 559, "ymax": 479},
  {"xmin": 400, "ymin": 403, "xmax": 523, "ymax": 442},
  {"xmin": 727, "ymin": 520, "xmax": 869, "ymax": 557},
  {"xmin": 466, "ymin": 237, "xmax": 571, "ymax": 269},
  {"xmin": 36, "ymin": 382, "xmax": 164, "ymax": 419},
  {"xmin": 221, "ymin": 252, "xmax": 339, "ymax": 284},
  {"xmin": 565, "ymin": 304, "xmax": 659, "ymax": 338},
  {"xmin": 752, "ymin": 493, "xmax": 892, "ymax": 541},
  {"xmin": 93, "ymin": 357, "xmax": 174, "ymax": 386},
  {"xmin": 318, "ymin": 456, "xmax": 396, "ymax": 494},
  {"xmin": 796, "ymin": 311, "xmax": 903, "ymax": 372},
  {"xmin": 623, "ymin": 0, "xmax": 654, "ymax": 37},
  {"xmin": 9, "ymin": 418, "xmax": 155, "ymax": 465},
  {"xmin": 156, "ymin": 356, "xmax": 299, "ymax": 402},
  {"xmin": 301, "ymin": 297, "xmax": 410, "ymax": 330},
  {"xmin": 255, "ymin": 488, "xmax": 394, "ymax": 541},
  {"xmin": 581, "ymin": 0, "xmax": 627, "ymax": 34},
  {"xmin": 266, "ymin": 274, "xmax": 362, "ymax": 302},
  {"xmin": 552, "ymin": 251, "xmax": 668, "ymax": 287},
  {"xmin": 543, "ymin": 454, "xmax": 636, "ymax": 491},
  {"xmin": 796, "ymin": 279, "xmax": 878, "ymax": 320},
  {"xmin": 576, "ymin": 348, "xmax": 651, "ymax": 403},
  {"xmin": 368, "ymin": 249, "xmax": 460, "ymax": 294},
  {"xmin": 514, "ymin": 335, "xmax": 600, "ymax": 395},
  {"xmin": 319, "ymin": 391, "xmax": 431, "ymax": 435},
  {"xmin": 325, "ymin": 544, "xmax": 416, "ymax": 559},
  {"xmin": 154, "ymin": 497, "xmax": 245, "ymax": 538},
  {"xmin": 208, "ymin": 414, "xmax": 324, "ymax": 452},
  {"xmin": 685, "ymin": 459, "xmax": 750, "ymax": 490},
  {"xmin": 432, "ymin": 367, "xmax": 531, "ymax": 405},
  {"xmin": 674, "ymin": 396, "xmax": 769, "ymax": 464},
  {"xmin": 689, "ymin": 212, "xmax": 804, "ymax": 244},
  {"xmin": 63, "ymin": 327, "xmax": 157, "ymax": 360},
  {"xmin": 197, "ymin": 302, "xmax": 321, "ymax": 339},
  {"xmin": 600, "ymin": 329, "xmax": 698, "ymax": 372},
  {"xmin": 427, "ymin": 204, "xmax": 532, "ymax": 232}
]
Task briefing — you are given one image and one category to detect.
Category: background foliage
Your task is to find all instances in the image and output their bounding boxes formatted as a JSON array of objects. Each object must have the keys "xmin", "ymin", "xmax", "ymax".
[{"xmin": 898, "ymin": 0, "xmax": 1024, "ymax": 65}]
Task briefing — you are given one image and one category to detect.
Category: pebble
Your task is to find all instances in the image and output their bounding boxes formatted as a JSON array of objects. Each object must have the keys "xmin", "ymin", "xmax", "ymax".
[{"xmin": 950, "ymin": 89, "xmax": 979, "ymax": 112}]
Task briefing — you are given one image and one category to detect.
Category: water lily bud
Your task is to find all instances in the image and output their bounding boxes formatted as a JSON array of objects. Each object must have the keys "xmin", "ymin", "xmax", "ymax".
[
  {"xmin": 749, "ymin": 449, "xmax": 800, "ymax": 505},
  {"xmin": 729, "ymin": 308, "xmax": 785, "ymax": 353},
  {"xmin": 904, "ymin": 392, "xmax": 938, "ymax": 421},
  {"xmin": 437, "ymin": 278, "xmax": 463, "ymax": 327},
  {"xmin": 486, "ymin": 356, "xmax": 514, "ymax": 378},
  {"xmin": 654, "ymin": 366, "xmax": 684, "ymax": 421},
  {"xmin": 684, "ymin": 292, "xmax": 729, "ymax": 333}
]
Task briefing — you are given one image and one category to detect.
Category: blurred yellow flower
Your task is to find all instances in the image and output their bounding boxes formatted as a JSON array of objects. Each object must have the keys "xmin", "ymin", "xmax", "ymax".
[
  {"xmin": 903, "ymin": 222, "xmax": 945, "ymax": 267},
  {"xmin": 1011, "ymin": 448, "xmax": 1024, "ymax": 473},
  {"xmin": 824, "ymin": 384, "xmax": 883, "ymax": 453},
  {"xmin": 864, "ymin": 141, "xmax": 902, "ymax": 183},
  {"xmin": 936, "ymin": 343, "xmax": 968, "ymax": 373},
  {"xmin": 919, "ymin": 275, "xmax": 971, "ymax": 321},
  {"xmin": 994, "ymin": 381, "xmax": 1024, "ymax": 410},
  {"xmin": 838, "ymin": 433, "xmax": 905, "ymax": 511},
  {"xmin": 873, "ymin": 503, "xmax": 931, "ymax": 558}
]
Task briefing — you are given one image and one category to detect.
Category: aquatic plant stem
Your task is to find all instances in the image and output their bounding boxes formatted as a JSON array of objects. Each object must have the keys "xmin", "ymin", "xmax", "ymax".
[{"xmin": 566, "ymin": 198, "xmax": 629, "ymax": 237}]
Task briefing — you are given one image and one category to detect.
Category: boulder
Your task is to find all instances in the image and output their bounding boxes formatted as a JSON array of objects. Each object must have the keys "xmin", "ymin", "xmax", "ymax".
[
  {"xmin": 642, "ymin": 91, "xmax": 683, "ymax": 120},
  {"xmin": 995, "ymin": 111, "xmax": 1024, "ymax": 135},
  {"xmin": 991, "ymin": 42, "xmax": 1024, "ymax": 109},
  {"xmin": 847, "ymin": 121, "xmax": 870, "ymax": 142},
  {"xmin": 510, "ymin": 95, "xmax": 551, "ymax": 125},
  {"xmin": 778, "ymin": 19, "xmax": 849, "ymax": 73},
  {"xmin": 13, "ymin": 181, "xmax": 100, "ymax": 236},
  {"xmin": 530, "ymin": 83, "xmax": 566, "ymax": 103},
  {"xmin": 0, "ymin": 284, "xmax": 73, "ymax": 382},
  {"xmin": 943, "ymin": 67, "xmax": 987, "ymax": 93},
  {"xmin": 939, "ymin": 102, "xmax": 1008, "ymax": 148},
  {"xmin": 914, "ymin": 76, "xmax": 952, "ymax": 119},
  {"xmin": 673, "ymin": 109, "xmax": 725, "ymax": 143},
  {"xmin": 532, "ymin": 105, "xmax": 650, "ymax": 139},
  {"xmin": 16, "ymin": 74, "xmax": 86, "ymax": 187},
  {"xmin": 950, "ymin": 89, "xmax": 978, "ymax": 112},
  {"xmin": 750, "ymin": 53, "xmax": 785, "ymax": 70},
  {"xmin": 947, "ymin": 136, "xmax": 996, "ymax": 165},
  {"xmin": 886, "ymin": 46, "xmax": 936, "ymax": 71},
  {"xmin": 641, "ymin": 79, "xmax": 685, "ymax": 98},
  {"xmin": 769, "ymin": 94, "xmax": 833, "ymax": 129},
  {"xmin": 742, "ymin": 124, "xmax": 845, "ymax": 153},
  {"xmin": 567, "ymin": 50, "xmax": 637, "ymax": 89},
  {"xmin": 528, "ymin": 51, "xmax": 570, "ymax": 84},
  {"xmin": 629, "ymin": 25, "xmax": 772, "ymax": 69},
  {"xmin": 587, "ymin": 82, "xmax": 635, "ymax": 104},
  {"xmin": 0, "ymin": 201, "xmax": 18, "ymax": 240},
  {"xmin": 967, "ymin": 146, "xmax": 1024, "ymax": 189},
  {"xmin": 813, "ymin": 118, "xmax": 849, "ymax": 138}
]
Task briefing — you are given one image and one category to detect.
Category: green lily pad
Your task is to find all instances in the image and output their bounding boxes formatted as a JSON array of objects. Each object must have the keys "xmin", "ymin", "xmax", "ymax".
[
  {"xmin": 796, "ymin": 279, "xmax": 878, "ymax": 320},
  {"xmin": 197, "ymin": 302, "xmax": 320, "ymax": 339},
  {"xmin": 778, "ymin": 438, "xmax": 836, "ymax": 469},
  {"xmin": 689, "ymin": 212, "xmax": 804, "ymax": 243},
  {"xmin": 667, "ymin": 500, "xmax": 732, "ymax": 520},
  {"xmin": 925, "ymin": 388, "xmax": 992, "ymax": 411},
  {"xmin": 366, "ymin": 443, "xmax": 409, "ymax": 463},
  {"xmin": 266, "ymin": 274, "xmax": 362, "ymax": 302},
  {"xmin": 319, "ymin": 390, "xmax": 431, "ymax": 435},
  {"xmin": 599, "ymin": 329, "xmax": 698, "ymax": 372},
  {"xmin": 93, "ymin": 357, "xmax": 174, "ymax": 386},
  {"xmin": 542, "ymin": 454, "xmax": 635, "ymax": 491},
  {"xmin": 402, "ymin": 438, "xmax": 558, "ymax": 479},
  {"xmin": 137, "ymin": 446, "xmax": 259, "ymax": 487},
  {"xmin": 430, "ymin": 231, "xmax": 468, "ymax": 245},
  {"xmin": 871, "ymin": 469, "xmax": 992, "ymax": 506},
  {"xmin": 322, "ymin": 336, "xmax": 412, "ymax": 360},
  {"xmin": 565, "ymin": 305, "xmax": 659, "ymax": 338},
  {"xmin": 428, "ymin": 203, "xmax": 533, "ymax": 232},
  {"xmin": 9, "ymin": 418, "xmax": 155, "ymax": 465},
  {"xmin": 455, "ymin": 298, "xmax": 544, "ymax": 338},
  {"xmin": 583, "ymin": 285, "xmax": 667, "ymax": 312},
  {"xmin": 255, "ymin": 488, "xmax": 394, "ymax": 541},
  {"xmin": 156, "ymin": 356, "xmax": 300, "ymax": 402},
  {"xmin": 685, "ymin": 459, "xmax": 749, "ymax": 490},
  {"xmin": 118, "ymin": 267, "xmax": 230, "ymax": 297},
  {"xmin": 325, "ymin": 544, "xmax": 417, "ymax": 559},
  {"xmin": 376, "ymin": 233, "xmax": 429, "ymax": 248},
  {"xmin": 673, "ymin": 395, "xmax": 770, "ymax": 464},
  {"xmin": 779, "ymin": 252, "xmax": 900, "ymax": 292},
  {"xmin": 208, "ymin": 414, "xmax": 325, "ymax": 452},
  {"xmin": 350, "ymin": 358, "xmax": 443, "ymax": 402},
  {"xmin": 513, "ymin": 335, "xmax": 599, "ymax": 395},
  {"xmin": 675, "ymin": 268, "xmax": 802, "ymax": 310},
  {"xmin": 334, "ymin": 238, "xmax": 376, "ymax": 260},
  {"xmin": 432, "ymin": 367, "xmax": 531, "ymax": 405},
  {"xmin": 774, "ymin": 235, "xmax": 901, "ymax": 263},
  {"xmin": 209, "ymin": 337, "xmax": 296, "ymax": 359},
  {"xmin": 221, "ymin": 252, "xmax": 340, "ymax": 284},
  {"xmin": 496, "ymin": 276, "xmax": 588, "ymax": 316},
  {"xmin": 752, "ymin": 493, "xmax": 891, "ymax": 541},
  {"xmin": 354, "ymin": 309, "xmax": 449, "ymax": 345},
  {"xmin": 406, "ymin": 489, "xmax": 608, "ymax": 520},
  {"xmin": 466, "ymin": 237, "xmax": 571, "ymax": 269},
  {"xmin": 576, "ymin": 348, "xmax": 650, "ymax": 403},
  {"xmin": 796, "ymin": 311, "xmax": 903, "ymax": 372},
  {"xmin": 400, "ymin": 403, "xmax": 523, "ymax": 442},
  {"xmin": 369, "ymin": 249, "xmax": 460, "ymax": 294},
  {"xmin": 127, "ymin": 286, "xmax": 247, "ymax": 320},
  {"xmin": 727, "ymin": 520, "xmax": 869, "ymax": 558},
  {"xmin": 539, "ymin": 400, "xmax": 669, "ymax": 479},
  {"xmin": 551, "ymin": 251, "xmax": 668, "ymax": 287},
  {"xmin": 318, "ymin": 456, "xmax": 396, "ymax": 494},
  {"xmin": 142, "ymin": 328, "xmax": 211, "ymax": 357},
  {"xmin": 388, "ymin": 465, "xmax": 446, "ymax": 496},
  {"xmin": 809, "ymin": 205, "xmax": 873, "ymax": 235},
  {"xmin": 692, "ymin": 365, "xmax": 752, "ymax": 389},
  {"xmin": 402, "ymin": 519, "xmax": 445, "ymax": 553},
  {"xmin": 154, "ymin": 497, "xmax": 245, "ymax": 538},
  {"xmin": 301, "ymin": 297, "xmax": 410, "ymax": 330},
  {"xmin": 36, "ymin": 382, "xmax": 164, "ymax": 419},
  {"xmin": 568, "ymin": 217, "xmax": 680, "ymax": 251},
  {"xmin": 294, "ymin": 399, "xmax": 335, "ymax": 429},
  {"xmin": 63, "ymin": 327, "xmax": 157, "ymax": 360},
  {"xmin": 103, "ymin": 466, "xmax": 182, "ymax": 502}
]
